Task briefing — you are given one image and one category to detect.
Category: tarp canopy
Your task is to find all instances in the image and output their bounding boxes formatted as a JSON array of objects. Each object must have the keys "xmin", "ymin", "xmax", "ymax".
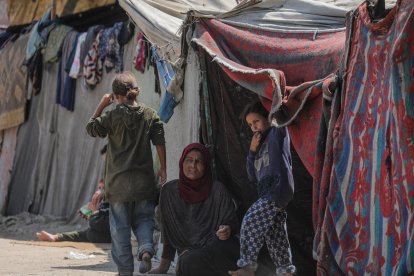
[
  {"xmin": 0, "ymin": 0, "xmax": 116, "ymax": 28},
  {"xmin": 218, "ymin": 0, "xmax": 349, "ymax": 29},
  {"xmin": 119, "ymin": 0, "xmax": 238, "ymax": 62},
  {"xmin": 187, "ymin": 1, "xmax": 351, "ymax": 273},
  {"xmin": 191, "ymin": 0, "xmax": 349, "ymax": 176}
]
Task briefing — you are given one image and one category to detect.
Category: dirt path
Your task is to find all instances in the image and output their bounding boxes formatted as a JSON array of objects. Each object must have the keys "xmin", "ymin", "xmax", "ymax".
[
  {"xmin": 0, "ymin": 213, "xmax": 173, "ymax": 276},
  {"xmin": 0, "ymin": 237, "xmax": 117, "ymax": 275}
]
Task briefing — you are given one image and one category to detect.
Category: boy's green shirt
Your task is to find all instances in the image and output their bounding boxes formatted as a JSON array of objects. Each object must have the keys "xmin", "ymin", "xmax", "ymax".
[{"xmin": 86, "ymin": 102, "xmax": 165, "ymax": 203}]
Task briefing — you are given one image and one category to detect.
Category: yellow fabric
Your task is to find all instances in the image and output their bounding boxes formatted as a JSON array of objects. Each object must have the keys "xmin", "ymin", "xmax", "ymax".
[
  {"xmin": 0, "ymin": 0, "xmax": 116, "ymax": 27},
  {"xmin": 0, "ymin": 34, "xmax": 28, "ymax": 131}
]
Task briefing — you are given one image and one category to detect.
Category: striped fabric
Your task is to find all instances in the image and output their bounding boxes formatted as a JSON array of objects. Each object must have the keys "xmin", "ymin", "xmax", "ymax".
[{"xmin": 316, "ymin": 1, "xmax": 414, "ymax": 274}]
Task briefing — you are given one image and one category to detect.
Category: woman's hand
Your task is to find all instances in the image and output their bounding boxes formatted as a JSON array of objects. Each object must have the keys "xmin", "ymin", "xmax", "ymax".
[
  {"xmin": 249, "ymin": 132, "xmax": 262, "ymax": 153},
  {"xmin": 216, "ymin": 225, "xmax": 231, "ymax": 240},
  {"xmin": 157, "ymin": 168, "xmax": 167, "ymax": 186}
]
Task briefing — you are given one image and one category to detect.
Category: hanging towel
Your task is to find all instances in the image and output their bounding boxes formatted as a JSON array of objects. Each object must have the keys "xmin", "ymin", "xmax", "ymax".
[
  {"xmin": 44, "ymin": 24, "xmax": 73, "ymax": 63},
  {"xmin": 133, "ymin": 32, "xmax": 146, "ymax": 73},
  {"xmin": 83, "ymin": 30, "xmax": 103, "ymax": 89}
]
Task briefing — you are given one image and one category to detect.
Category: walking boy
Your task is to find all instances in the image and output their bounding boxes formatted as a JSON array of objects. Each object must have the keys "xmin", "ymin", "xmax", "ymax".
[{"xmin": 86, "ymin": 71, "xmax": 166, "ymax": 276}]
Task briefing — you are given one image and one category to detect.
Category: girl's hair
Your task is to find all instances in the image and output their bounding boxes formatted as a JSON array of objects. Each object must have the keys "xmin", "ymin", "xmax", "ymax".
[
  {"xmin": 112, "ymin": 71, "xmax": 140, "ymax": 100},
  {"xmin": 241, "ymin": 101, "xmax": 269, "ymax": 121}
]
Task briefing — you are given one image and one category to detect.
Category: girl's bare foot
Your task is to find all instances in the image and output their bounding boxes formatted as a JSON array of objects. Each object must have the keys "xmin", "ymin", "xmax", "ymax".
[
  {"xmin": 138, "ymin": 252, "xmax": 152, "ymax": 273},
  {"xmin": 36, "ymin": 230, "xmax": 59, "ymax": 242},
  {"xmin": 228, "ymin": 267, "xmax": 255, "ymax": 276}
]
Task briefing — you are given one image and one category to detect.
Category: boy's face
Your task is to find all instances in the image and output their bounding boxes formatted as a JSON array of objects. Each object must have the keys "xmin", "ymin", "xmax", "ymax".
[{"xmin": 245, "ymin": 112, "xmax": 271, "ymax": 134}]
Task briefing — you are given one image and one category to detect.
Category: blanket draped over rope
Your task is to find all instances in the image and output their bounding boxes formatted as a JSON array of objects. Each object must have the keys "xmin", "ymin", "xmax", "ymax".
[
  {"xmin": 0, "ymin": 34, "xmax": 28, "ymax": 131},
  {"xmin": 314, "ymin": 1, "xmax": 414, "ymax": 274},
  {"xmin": 192, "ymin": 18, "xmax": 345, "ymax": 176}
]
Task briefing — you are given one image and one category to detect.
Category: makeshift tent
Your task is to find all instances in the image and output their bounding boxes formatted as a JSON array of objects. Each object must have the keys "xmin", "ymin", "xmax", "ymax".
[
  {"xmin": 122, "ymin": 0, "xmax": 409, "ymax": 275},
  {"xmin": 188, "ymin": 1, "xmax": 349, "ymax": 274},
  {"xmin": 2, "ymin": 3, "xmax": 203, "ymax": 224},
  {"xmin": 1, "ymin": 0, "xmax": 411, "ymax": 275}
]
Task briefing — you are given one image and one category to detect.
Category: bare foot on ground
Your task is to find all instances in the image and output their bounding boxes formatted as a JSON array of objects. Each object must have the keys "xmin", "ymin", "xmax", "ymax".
[
  {"xmin": 36, "ymin": 230, "xmax": 59, "ymax": 242},
  {"xmin": 138, "ymin": 251, "xmax": 152, "ymax": 273},
  {"xmin": 228, "ymin": 267, "xmax": 255, "ymax": 276}
]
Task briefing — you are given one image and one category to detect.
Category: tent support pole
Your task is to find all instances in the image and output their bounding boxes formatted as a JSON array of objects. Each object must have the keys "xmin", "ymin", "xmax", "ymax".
[
  {"xmin": 199, "ymin": 50, "xmax": 217, "ymax": 180},
  {"xmin": 51, "ymin": 0, "xmax": 56, "ymax": 19}
]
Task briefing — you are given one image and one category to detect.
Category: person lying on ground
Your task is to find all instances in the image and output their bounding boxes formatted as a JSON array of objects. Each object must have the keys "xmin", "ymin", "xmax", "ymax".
[{"xmin": 36, "ymin": 179, "xmax": 111, "ymax": 243}]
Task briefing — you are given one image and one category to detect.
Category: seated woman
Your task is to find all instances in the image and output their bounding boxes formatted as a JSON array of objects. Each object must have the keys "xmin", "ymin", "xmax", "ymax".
[{"xmin": 149, "ymin": 143, "xmax": 240, "ymax": 276}]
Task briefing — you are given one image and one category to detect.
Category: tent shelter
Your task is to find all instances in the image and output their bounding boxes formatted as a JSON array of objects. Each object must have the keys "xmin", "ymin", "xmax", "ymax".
[{"xmin": 1, "ymin": 0, "xmax": 412, "ymax": 275}]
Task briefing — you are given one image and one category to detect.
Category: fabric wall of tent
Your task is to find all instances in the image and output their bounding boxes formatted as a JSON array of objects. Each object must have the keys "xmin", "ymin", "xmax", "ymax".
[
  {"xmin": 120, "ymin": 0, "xmax": 347, "ymax": 274},
  {"xmin": 122, "ymin": 0, "xmax": 411, "ymax": 275},
  {"xmin": 0, "ymin": 3, "xmax": 201, "ymax": 221},
  {"xmin": 1, "ymin": 0, "xmax": 412, "ymax": 275}
]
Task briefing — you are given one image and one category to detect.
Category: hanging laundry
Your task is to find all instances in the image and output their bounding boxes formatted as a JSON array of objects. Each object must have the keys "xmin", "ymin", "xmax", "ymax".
[
  {"xmin": 69, "ymin": 32, "xmax": 87, "ymax": 78},
  {"xmin": 56, "ymin": 31, "xmax": 79, "ymax": 111},
  {"xmin": 99, "ymin": 22, "xmax": 124, "ymax": 73},
  {"xmin": 151, "ymin": 48, "xmax": 179, "ymax": 123},
  {"xmin": 315, "ymin": 1, "xmax": 414, "ymax": 274},
  {"xmin": 0, "ymin": 34, "xmax": 29, "ymax": 130},
  {"xmin": 118, "ymin": 20, "xmax": 135, "ymax": 46},
  {"xmin": 26, "ymin": 50, "xmax": 43, "ymax": 96},
  {"xmin": 25, "ymin": 8, "xmax": 55, "ymax": 61},
  {"xmin": 44, "ymin": 24, "xmax": 73, "ymax": 63},
  {"xmin": 0, "ymin": 31, "xmax": 18, "ymax": 50},
  {"xmin": 133, "ymin": 32, "xmax": 146, "ymax": 73},
  {"xmin": 24, "ymin": 8, "xmax": 55, "ymax": 96},
  {"xmin": 83, "ymin": 30, "xmax": 103, "ymax": 89},
  {"xmin": 79, "ymin": 25, "xmax": 104, "ymax": 67}
]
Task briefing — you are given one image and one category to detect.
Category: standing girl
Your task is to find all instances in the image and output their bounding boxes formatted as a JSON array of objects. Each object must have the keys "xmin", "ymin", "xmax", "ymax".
[
  {"xmin": 86, "ymin": 71, "xmax": 166, "ymax": 276},
  {"xmin": 230, "ymin": 101, "xmax": 296, "ymax": 276}
]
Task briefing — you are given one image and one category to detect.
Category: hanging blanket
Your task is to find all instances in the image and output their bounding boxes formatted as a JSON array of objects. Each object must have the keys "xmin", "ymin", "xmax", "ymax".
[
  {"xmin": 192, "ymin": 19, "xmax": 345, "ymax": 176},
  {"xmin": 315, "ymin": 1, "xmax": 414, "ymax": 274},
  {"xmin": 0, "ymin": 34, "xmax": 29, "ymax": 130}
]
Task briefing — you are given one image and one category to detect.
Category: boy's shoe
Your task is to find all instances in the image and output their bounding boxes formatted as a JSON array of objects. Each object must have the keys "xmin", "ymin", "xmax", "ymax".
[{"xmin": 138, "ymin": 252, "xmax": 152, "ymax": 273}]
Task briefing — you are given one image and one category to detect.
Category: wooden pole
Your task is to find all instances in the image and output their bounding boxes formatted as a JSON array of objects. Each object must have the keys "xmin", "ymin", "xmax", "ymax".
[{"xmin": 51, "ymin": 0, "xmax": 56, "ymax": 20}]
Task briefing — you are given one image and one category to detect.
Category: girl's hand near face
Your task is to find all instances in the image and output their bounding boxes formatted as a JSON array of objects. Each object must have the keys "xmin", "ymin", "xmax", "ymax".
[
  {"xmin": 249, "ymin": 132, "xmax": 262, "ymax": 153},
  {"xmin": 99, "ymin": 93, "xmax": 114, "ymax": 108}
]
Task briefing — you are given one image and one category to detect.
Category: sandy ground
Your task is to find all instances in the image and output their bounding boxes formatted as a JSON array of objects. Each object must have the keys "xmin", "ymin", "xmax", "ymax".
[{"xmin": 0, "ymin": 213, "xmax": 174, "ymax": 276}]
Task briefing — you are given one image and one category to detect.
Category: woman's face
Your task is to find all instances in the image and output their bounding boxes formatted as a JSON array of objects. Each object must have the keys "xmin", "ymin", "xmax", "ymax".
[{"xmin": 183, "ymin": 150, "xmax": 205, "ymax": 180}]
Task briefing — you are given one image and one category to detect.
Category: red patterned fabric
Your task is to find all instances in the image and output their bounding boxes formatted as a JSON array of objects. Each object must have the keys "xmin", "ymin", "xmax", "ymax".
[
  {"xmin": 315, "ymin": 1, "xmax": 414, "ymax": 274},
  {"xmin": 192, "ymin": 19, "xmax": 345, "ymax": 177}
]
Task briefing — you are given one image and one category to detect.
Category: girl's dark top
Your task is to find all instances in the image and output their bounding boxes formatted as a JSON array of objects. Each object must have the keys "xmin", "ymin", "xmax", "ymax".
[{"xmin": 246, "ymin": 126, "xmax": 294, "ymax": 208}]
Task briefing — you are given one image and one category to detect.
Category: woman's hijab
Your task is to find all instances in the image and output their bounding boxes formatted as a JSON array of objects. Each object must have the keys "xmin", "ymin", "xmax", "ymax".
[{"xmin": 178, "ymin": 143, "xmax": 212, "ymax": 204}]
